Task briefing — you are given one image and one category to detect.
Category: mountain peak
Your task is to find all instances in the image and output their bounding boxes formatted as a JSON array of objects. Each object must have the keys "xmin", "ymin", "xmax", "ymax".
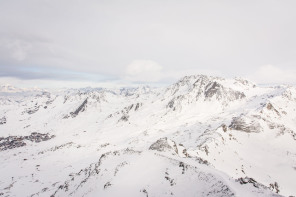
[{"xmin": 0, "ymin": 75, "xmax": 295, "ymax": 196}]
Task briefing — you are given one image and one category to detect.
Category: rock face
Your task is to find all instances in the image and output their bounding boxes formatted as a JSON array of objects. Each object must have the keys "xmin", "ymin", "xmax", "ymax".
[
  {"xmin": 70, "ymin": 98, "xmax": 88, "ymax": 118},
  {"xmin": 204, "ymin": 82, "xmax": 223, "ymax": 98},
  {"xmin": 229, "ymin": 116, "xmax": 262, "ymax": 133},
  {"xmin": 134, "ymin": 103, "xmax": 142, "ymax": 111},
  {"xmin": 204, "ymin": 81, "xmax": 245, "ymax": 101},
  {"xmin": 21, "ymin": 105, "xmax": 40, "ymax": 115},
  {"xmin": 265, "ymin": 103, "xmax": 281, "ymax": 116},
  {"xmin": 149, "ymin": 138, "xmax": 174, "ymax": 152},
  {"xmin": 149, "ymin": 138, "xmax": 192, "ymax": 158},
  {"xmin": 0, "ymin": 136, "xmax": 26, "ymax": 151},
  {"xmin": 0, "ymin": 133, "xmax": 55, "ymax": 151},
  {"xmin": 165, "ymin": 75, "xmax": 247, "ymax": 111},
  {"xmin": 106, "ymin": 103, "xmax": 143, "ymax": 122},
  {"xmin": 237, "ymin": 177, "xmax": 267, "ymax": 189},
  {"xmin": 119, "ymin": 114, "xmax": 129, "ymax": 122},
  {"xmin": 0, "ymin": 116, "xmax": 6, "ymax": 125}
]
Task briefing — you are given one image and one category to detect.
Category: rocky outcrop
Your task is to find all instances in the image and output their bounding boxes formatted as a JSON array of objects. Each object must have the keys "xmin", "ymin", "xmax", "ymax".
[
  {"xmin": 237, "ymin": 177, "xmax": 267, "ymax": 189},
  {"xmin": 135, "ymin": 103, "xmax": 142, "ymax": 111},
  {"xmin": 0, "ymin": 136, "xmax": 26, "ymax": 151},
  {"xmin": 106, "ymin": 103, "xmax": 142, "ymax": 122},
  {"xmin": 204, "ymin": 82, "xmax": 245, "ymax": 101},
  {"xmin": 149, "ymin": 138, "xmax": 175, "ymax": 152},
  {"xmin": 166, "ymin": 96, "xmax": 185, "ymax": 111},
  {"xmin": 119, "ymin": 114, "xmax": 129, "ymax": 122},
  {"xmin": 234, "ymin": 78, "xmax": 256, "ymax": 88},
  {"xmin": 236, "ymin": 177, "xmax": 280, "ymax": 194},
  {"xmin": 51, "ymin": 149, "xmax": 141, "ymax": 196},
  {"xmin": 166, "ymin": 75, "xmax": 246, "ymax": 111},
  {"xmin": 265, "ymin": 103, "xmax": 281, "ymax": 116},
  {"xmin": 70, "ymin": 98, "xmax": 88, "ymax": 118},
  {"xmin": 149, "ymin": 138, "xmax": 191, "ymax": 158},
  {"xmin": 229, "ymin": 116, "xmax": 261, "ymax": 133},
  {"xmin": 38, "ymin": 142, "xmax": 74, "ymax": 155},
  {"xmin": 0, "ymin": 132, "xmax": 55, "ymax": 151},
  {"xmin": 22, "ymin": 105, "xmax": 40, "ymax": 115},
  {"xmin": 0, "ymin": 116, "xmax": 6, "ymax": 124}
]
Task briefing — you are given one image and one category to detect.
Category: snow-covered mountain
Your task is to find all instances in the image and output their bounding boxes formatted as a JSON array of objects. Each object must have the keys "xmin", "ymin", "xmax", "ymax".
[{"xmin": 0, "ymin": 75, "xmax": 295, "ymax": 197}]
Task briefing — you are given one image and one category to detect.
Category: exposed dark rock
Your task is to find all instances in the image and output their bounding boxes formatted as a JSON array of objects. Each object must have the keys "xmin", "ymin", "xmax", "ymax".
[
  {"xmin": 42, "ymin": 187, "xmax": 49, "ymax": 192},
  {"xmin": 51, "ymin": 150, "xmax": 136, "ymax": 196},
  {"xmin": 63, "ymin": 95, "xmax": 69, "ymax": 104},
  {"xmin": 204, "ymin": 82, "xmax": 245, "ymax": 101},
  {"xmin": 149, "ymin": 138, "xmax": 174, "ymax": 152},
  {"xmin": 103, "ymin": 182, "xmax": 112, "ymax": 189},
  {"xmin": 134, "ymin": 103, "xmax": 142, "ymax": 111},
  {"xmin": 165, "ymin": 175, "xmax": 176, "ymax": 186},
  {"xmin": 107, "ymin": 103, "xmax": 142, "ymax": 121},
  {"xmin": 166, "ymin": 76, "xmax": 246, "ymax": 112},
  {"xmin": 238, "ymin": 177, "xmax": 259, "ymax": 187},
  {"xmin": 204, "ymin": 181, "xmax": 235, "ymax": 197},
  {"xmin": 70, "ymin": 98, "xmax": 88, "ymax": 118},
  {"xmin": 22, "ymin": 105, "xmax": 40, "ymax": 115},
  {"xmin": 118, "ymin": 104, "xmax": 135, "ymax": 121},
  {"xmin": 114, "ymin": 161, "xmax": 128, "ymax": 176},
  {"xmin": 229, "ymin": 116, "xmax": 261, "ymax": 133},
  {"xmin": 167, "ymin": 100, "xmax": 174, "ymax": 109},
  {"xmin": 38, "ymin": 142, "xmax": 74, "ymax": 154},
  {"xmin": 0, "ymin": 137, "xmax": 26, "ymax": 151},
  {"xmin": 236, "ymin": 177, "xmax": 270, "ymax": 191},
  {"xmin": 24, "ymin": 132, "xmax": 54, "ymax": 143},
  {"xmin": 149, "ymin": 138, "xmax": 192, "ymax": 158},
  {"xmin": 235, "ymin": 78, "xmax": 256, "ymax": 88},
  {"xmin": 0, "ymin": 133, "xmax": 55, "ymax": 151},
  {"xmin": 123, "ymin": 148, "xmax": 142, "ymax": 155},
  {"xmin": 269, "ymin": 182, "xmax": 280, "ymax": 194},
  {"xmin": 221, "ymin": 124, "xmax": 228, "ymax": 132},
  {"xmin": 141, "ymin": 189, "xmax": 148, "ymax": 197},
  {"xmin": 99, "ymin": 143, "xmax": 110, "ymax": 148},
  {"xmin": 204, "ymin": 145, "xmax": 209, "ymax": 156},
  {"xmin": 182, "ymin": 148, "xmax": 189, "ymax": 157},
  {"xmin": 179, "ymin": 161, "xmax": 187, "ymax": 174},
  {"xmin": 0, "ymin": 116, "xmax": 6, "ymax": 124},
  {"xmin": 46, "ymin": 99, "xmax": 54, "ymax": 105},
  {"xmin": 266, "ymin": 103, "xmax": 281, "ymax": 116},
  {"xmin": 166, "ymin": 95, "xmax": 184, "ymax": 111},
  {"xmin": 195, "ymin": 157, "xmax": 210, "ymax": 165},
  {"xmin": 63, "ymin": 114, "xmax": 70, "ymax": 119},
  {"xmin": 119, "ymin": 115, "xmax": 129, "ymax": 122},
  {"xmin": 204, "ymin": 82, "xmax": 223, "ymax": 99}
]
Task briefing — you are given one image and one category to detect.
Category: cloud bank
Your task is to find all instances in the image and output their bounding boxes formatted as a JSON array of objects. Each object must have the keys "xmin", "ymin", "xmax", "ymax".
[
  {"xmin": 0, "ymin": 0, "xmax": 296, "ymax": 87},
  {"xmin": 248, "ymin": 65, "xmax": 296, "ymax": 85}
]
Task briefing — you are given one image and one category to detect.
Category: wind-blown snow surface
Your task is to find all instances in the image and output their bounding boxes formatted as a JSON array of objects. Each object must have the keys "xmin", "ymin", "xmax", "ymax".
[{"xmin": 0, "ymin": 75, "xmax": 295, "ymax": 197}]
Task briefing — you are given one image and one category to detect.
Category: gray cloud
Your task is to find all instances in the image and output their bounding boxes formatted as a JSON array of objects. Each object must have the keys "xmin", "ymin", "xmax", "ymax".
[
  {"xmin": 0, "ymin": 64, "xmax": 114, "ymax": 82},
  {"xmin": 0, "ymin": 0, "xmax": 296, "ymax": 86}
]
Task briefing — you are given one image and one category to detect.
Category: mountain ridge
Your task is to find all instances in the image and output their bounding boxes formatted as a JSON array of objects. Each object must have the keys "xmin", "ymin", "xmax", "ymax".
[{"xmin": 0, "ymin": 75, "xmax": 295, "ymax": 196}]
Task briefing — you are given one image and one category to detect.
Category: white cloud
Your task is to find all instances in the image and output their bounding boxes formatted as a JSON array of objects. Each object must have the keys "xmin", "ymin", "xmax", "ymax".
[
  {"xmin": 123, "ymin": 59, "xmax": 222, "ymax": 84},
  {"xmin": 1, "ymin": 1, "xmax": 296, "ymax": 83},
  {"xmin": 0, "ymin": 77, "xmax": 128, "ymax": 89},
  {"xmin": 247, "ymin": 65, "xmax": 296, "ymax": 85},
  {"xmin": 124, "ymin": 60, "xmax": 163, "ymax": 82}
]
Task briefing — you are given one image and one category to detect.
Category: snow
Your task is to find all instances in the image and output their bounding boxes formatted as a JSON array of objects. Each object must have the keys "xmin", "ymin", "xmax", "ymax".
[{"xmin": 0, "ymin": 75, "xmax": 295, "ymax": 196}]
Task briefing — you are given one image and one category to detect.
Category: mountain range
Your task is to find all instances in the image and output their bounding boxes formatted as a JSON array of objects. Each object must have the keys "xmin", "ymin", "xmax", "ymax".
[{"xmin": 0, "ymin": 75, "xmax": 296, "ymax": 197}]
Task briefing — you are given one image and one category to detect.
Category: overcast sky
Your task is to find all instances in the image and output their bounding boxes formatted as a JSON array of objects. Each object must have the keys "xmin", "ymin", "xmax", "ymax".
[{"xmin": 0, "ymin": 0, "xmax": 296, "ymax": 88}]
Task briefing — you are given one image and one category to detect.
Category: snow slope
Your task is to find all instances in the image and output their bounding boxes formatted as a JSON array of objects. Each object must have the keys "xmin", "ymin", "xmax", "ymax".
[{"xmin": 0, "ymin": 75, "xmax": 295, "ymax": 197}]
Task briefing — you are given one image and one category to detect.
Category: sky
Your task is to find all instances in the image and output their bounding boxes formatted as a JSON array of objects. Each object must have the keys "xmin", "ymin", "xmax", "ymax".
[{"xmin": 0, "ymin": 0, "xmax": 296, "ymax": 88}]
